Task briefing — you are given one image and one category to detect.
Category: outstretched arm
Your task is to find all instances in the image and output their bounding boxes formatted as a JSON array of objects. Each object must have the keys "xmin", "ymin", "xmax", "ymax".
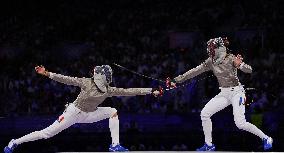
[
  {"xmin": 233, "ymin": 54, "xmax": 252, "ymax": 73},
  {"xmin": 173, "ymin": 58, "xmax": 211, "ymax": 83},
  {"xmin": 35, "ymin": 65, "xmax": 85, "ymax": 87},
  {"xmin": 108, "ymin": 87, "xmax": 161, "ymax": 97}
]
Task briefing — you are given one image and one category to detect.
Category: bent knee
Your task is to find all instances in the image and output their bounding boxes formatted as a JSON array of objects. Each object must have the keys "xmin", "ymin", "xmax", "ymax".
[
  {"xmin": 235, "ymin": 120, "xmax": 247, "ymax": 130},
  {"xmin": 200, "ymin": 110, "xmax": 211, "ymax": 121},
  {"xmin": 110, "ymin": 108, "xmax": 118, "ymax": 118}
]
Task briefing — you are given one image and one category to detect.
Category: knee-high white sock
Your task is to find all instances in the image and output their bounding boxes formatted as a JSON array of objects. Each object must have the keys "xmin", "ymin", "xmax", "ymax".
[
  {"xmin": 241, "ymin": 122, "xmax": 268, "ymax": 139},
  {"xmin": 202, "ymin": 118, "xmax": 213, "ymax": 146},
  {"xmin": 13, "ymin": 131, "xmax": 43, "ymax": 145},
  {"xmin": 109, "ymin": 116, "xmax": 119, "ymax": 146}
]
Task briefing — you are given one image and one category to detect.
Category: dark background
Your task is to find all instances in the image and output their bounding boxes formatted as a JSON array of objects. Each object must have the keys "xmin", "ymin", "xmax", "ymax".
[{"xmin": 0, "ymin": 0, "xmax": 283, "ymax": 152}]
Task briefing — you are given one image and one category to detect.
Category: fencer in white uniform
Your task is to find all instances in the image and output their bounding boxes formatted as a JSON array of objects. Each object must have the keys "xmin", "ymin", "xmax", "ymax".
[
  {"xmin": 168, "ymin": 37, "xmax": 273, "ymax": 151},
  {"xmin": 4, "ymin": 65, "xmax": 161, "ymax": 153}
]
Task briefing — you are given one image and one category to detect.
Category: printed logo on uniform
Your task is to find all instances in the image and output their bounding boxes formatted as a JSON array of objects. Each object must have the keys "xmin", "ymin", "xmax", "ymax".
[{"xmin": 57, "ymin": 115, "xmax": 64, "ymax": 123}]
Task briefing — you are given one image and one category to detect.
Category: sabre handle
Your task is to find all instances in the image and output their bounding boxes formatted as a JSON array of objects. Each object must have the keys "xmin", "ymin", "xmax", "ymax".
[{"xmin": 152, "ymin": 86, "xmax": 164, "ymax": 97}]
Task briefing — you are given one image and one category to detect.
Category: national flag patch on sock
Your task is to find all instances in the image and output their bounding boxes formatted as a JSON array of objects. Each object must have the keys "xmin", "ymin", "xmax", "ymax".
[{"xmin": 57, "ymin": 115, "xmax": 64, "ymax": 123}]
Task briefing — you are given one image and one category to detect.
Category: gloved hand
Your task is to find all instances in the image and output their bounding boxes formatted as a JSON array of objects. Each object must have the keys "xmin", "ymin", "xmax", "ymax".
[
  {"xmin": 166, "ymin": 77, "xmax": 177, "ymax": 89},
  {"xmin": 35, "ymin": 65, "xmax": 50, "ymax": 77}
]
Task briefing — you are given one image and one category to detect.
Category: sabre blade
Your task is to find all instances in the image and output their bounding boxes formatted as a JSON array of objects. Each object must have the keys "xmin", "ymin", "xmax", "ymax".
[{"xmin": 113, "ymin": 63, "xmax": 165, "ymax": 83}]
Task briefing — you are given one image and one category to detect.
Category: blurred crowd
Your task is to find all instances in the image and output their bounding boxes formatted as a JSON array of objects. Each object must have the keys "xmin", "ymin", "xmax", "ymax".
[{"xmin": 0, "ymin": 0, "xmax": 283, "ymax": 117}]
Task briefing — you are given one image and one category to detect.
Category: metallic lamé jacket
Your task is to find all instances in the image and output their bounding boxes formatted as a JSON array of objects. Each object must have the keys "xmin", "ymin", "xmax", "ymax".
[
  {"xmin": 174, "ymin": 54, "xmax": 252, "ymax": 88},
  {"xmin": 49, "ymin": 72, "xmax": 152, "ymax": 112}
]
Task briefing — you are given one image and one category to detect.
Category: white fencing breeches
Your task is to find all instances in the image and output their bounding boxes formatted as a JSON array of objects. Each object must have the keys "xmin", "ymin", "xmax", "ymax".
[
  {"xmin": 200, "ymin": 86, "xmax": 268, "ymax": 145},
  {"xmin": 14, "ymin": 103, "xmax": 118, "ymax": 145}
]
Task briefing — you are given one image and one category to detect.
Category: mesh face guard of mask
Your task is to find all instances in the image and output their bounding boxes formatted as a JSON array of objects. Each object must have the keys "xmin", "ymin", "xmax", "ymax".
[
  {"xmin": 206, "ymin": 37, "xmax": 227, "ymax": 64},
  {"xmin": 93, "ymin": 65, "xmax": 113, "ymax": 92}
]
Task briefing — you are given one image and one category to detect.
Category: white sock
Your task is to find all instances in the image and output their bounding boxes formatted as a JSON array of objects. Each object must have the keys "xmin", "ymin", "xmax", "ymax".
[
  {"xmin": 240, "ymin": 122, "xmax": 268, "ymax": 140},
  {"xmin": 14, "ymin": 131, "xmax": 43, "ymax": 145},
  {"xmin": 8, "ymin": 139, "xmax": 16, "ymax": 148},
  {"xmin": 109, "ymin": 116, "xmax": 119, "ymax": 146},
  {"xmin": 202, "ymin": 119, "xmax": 213, "ymax": 146}
]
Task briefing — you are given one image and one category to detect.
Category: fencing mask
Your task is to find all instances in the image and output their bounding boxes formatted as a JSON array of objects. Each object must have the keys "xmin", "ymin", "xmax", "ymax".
[
  {"xmin": 93, "ymin": 65, "xmax": 113, "ymax": 92},
  {"xmin": 207, "ymin": 37, "xmax": 227, "ymax": 65}
]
